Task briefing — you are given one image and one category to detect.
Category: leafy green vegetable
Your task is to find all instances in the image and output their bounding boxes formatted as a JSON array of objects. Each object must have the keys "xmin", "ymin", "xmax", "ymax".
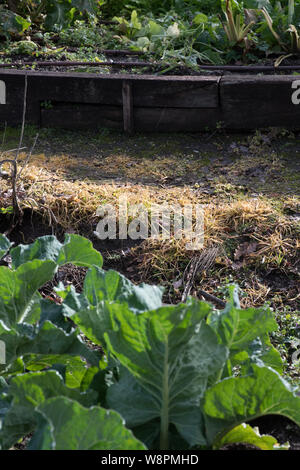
[
  {"xmin": 208, "ymin": 286, "xmax": 277, "ymax": 354},
  {"xmin": 105, "ymin": 301, "xmax": 227, "ymax": 449},
  {"xmin": 0, "ymin": 370, "xmax": 97, "ymax": 449},
  {"xmin": 25, "ymin": 355, "xmax": 89, "ymax": 388},
  {"xmin": 0, "ymin": 234, "xmax": 102, "ymax": 378},
  {"xmin": 0, "ymin": 233, "xmax": 299, "ymax": 451},
  {"xmin": 1, "ymin": 321, "xmax": 96, "ymax": 376},
  {"xmin": 29, "ymin": 396, "xmax": 146, "ymax": 450},
  {"xmin": 0, "ymin": 259, "xmax": 57, "ymax": 327},
  {"xmin": 207, "ymin": 285, "xmax": 281, "ymax": 375},
  {"xmin": 10, "ymin": 233, "xmax": 103, "ymax": 269},
  {"xmin": 62, "ymin": 265, "xmax": 164, "ymax": 347}
]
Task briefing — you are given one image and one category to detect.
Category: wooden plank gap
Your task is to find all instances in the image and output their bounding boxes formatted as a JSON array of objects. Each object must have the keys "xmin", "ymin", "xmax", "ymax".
[{"xmin": 122, "ymin": 80, "xmax": 134, "ymax": 134}]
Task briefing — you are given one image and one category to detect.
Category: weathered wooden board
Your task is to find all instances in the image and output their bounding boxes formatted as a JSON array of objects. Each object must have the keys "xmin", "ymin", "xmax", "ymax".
[
  {"xmin": 40, "ymin": 104, "xmax": 221, "ymax": 132},
  {"xmin": 132, "ymin": 76, "xmax": 219, "ymax": 108},
  {"xmin": 27, "ymin": 73, "xmax": 219, "ymax": 108},
  {"xmin": 27, "ymin": 72, "xmax": 123, "ymax": 107},
  {"xmin": 134, "ymin": 107, "xmax": 221, "ymax": 132},
  {"xmin": 220, "ymin": 76, "xmax": 300, "ymax": 129},
  {"xmin": 41, "ymin": 103, "xmax": 123, "ymax": 130}
]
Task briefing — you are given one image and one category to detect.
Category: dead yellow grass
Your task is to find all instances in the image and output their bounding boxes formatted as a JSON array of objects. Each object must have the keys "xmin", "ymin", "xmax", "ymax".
[
  {"xmin": 1, "ymin": 158, "xmax": 298, "ymax": 238},
  {"xmin": 1, "ymin": 157, "xmax": 206, "ymax": 231},
  {"xmin": 0, "ymin": 157, "xmax": 299, "ymax": 308},
  {"xmin": 13, "ymin": 151, "xmax": 205, "ymax": 183}
]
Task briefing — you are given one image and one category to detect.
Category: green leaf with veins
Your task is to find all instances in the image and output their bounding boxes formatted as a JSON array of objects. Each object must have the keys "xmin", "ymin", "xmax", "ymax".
[
  {"xmin": 0, "ymin": 370, "xmax": 97, "ymax": 450},
  {"xmin": 29, "ymin": 396, "xmax": 146, "ymax": 450},
  {"xmin": 204, "ymin": 364, "xmax": 300, "ymax": 446},
  {"xmin": 62, "ymin": 265, "xmax": 164, "ymax": 347},
  {"xmin": 214, "ymin": 422, "xmax": 289, "ymax": 450},
  {"xmin": 105, "ymin": 301, "xmax": 227, "ymax": 449},
  {"xmin": 0, "ymin": 260, "xmax": 57, "ymax": 328},
  {"xmin": 10, "ymin": 234, "xmax": 103, "ymax": 269},
  {"xmin": 0, "ymin": 320, "xmax": 100, "ymax": 376},
  {"xmin": 207, "ymin": 286, "xmax": 277, "ymax": 355}
]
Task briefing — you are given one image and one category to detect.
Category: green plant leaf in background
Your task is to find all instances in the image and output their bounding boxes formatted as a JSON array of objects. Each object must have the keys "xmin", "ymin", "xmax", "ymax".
[
  {"xmin": 10, "ymin": 233, "xmax": 103, "ymax": 269},
  {"xmin": 148, "ymin": 19, "xmax": 164, "ymax": 37},
  {"xmin": 0, "ymin": 234, "xmax": 12, "ymax": 260},
  {"xmin": 62, "ymin": 265, "xmax": 164, "ymax": 347},
  {"xmin": 208, "ymin": 285, "xmax": 278, "ymax": 354},
  {"xmin": 44, "ymin": 0, "xmax": 76, "ymax": 31},
  {"xmin": 25, "ymin": 355, "xmax": 89, "ymax": 389},
  {"xmin": 207, "ymin": 285, "xmax": 279, "ymax": 376},
  {"xmin": 0, "ymin": 10, "xmax": 31, "ymax": 37},
  {"xmin": 193, "ymin": 13, "xmax": 208, "ymax": 25}
]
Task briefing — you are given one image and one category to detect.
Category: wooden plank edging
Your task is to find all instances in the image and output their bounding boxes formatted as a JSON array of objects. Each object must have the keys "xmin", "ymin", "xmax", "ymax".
[{"xmin": 0, "ymin": 69, "xmax": 300, "ymax": 132}]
